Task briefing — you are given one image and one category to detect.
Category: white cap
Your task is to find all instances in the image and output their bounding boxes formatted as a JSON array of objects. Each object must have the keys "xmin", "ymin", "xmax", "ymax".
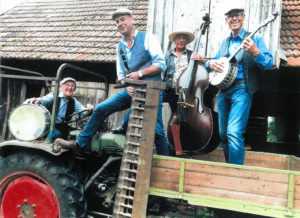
[
  {"xmin": 111, "ymin": 8, "xmax": 133, "ymax": 20},
  {"xmin": 60, "ymin": 77, "xmax": 76, "ymax": 87},
  {"xmin": 225, "ymin": 8, "xmax": 244, "ymax": 16}
]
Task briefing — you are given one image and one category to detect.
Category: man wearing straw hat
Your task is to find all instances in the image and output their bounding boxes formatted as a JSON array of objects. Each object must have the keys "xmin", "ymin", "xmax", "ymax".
[{"xmin": 163, "ymin": 28, "xmax": 205, "ymax": 110}]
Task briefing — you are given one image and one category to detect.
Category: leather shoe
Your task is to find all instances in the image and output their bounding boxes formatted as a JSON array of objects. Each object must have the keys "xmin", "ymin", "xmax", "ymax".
[
  {"xmin": 55, "ymin": 138, "xmax": 84, "ymax": 154},
  {"xmin": 111, "ymin": 126, "xmax": 126, "ymax": 134}
]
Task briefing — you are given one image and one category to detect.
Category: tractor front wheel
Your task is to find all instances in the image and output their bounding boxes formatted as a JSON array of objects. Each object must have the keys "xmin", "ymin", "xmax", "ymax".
[{"xmin": 0, "ymin": 152, "xmax": 86, "ymax": 218}]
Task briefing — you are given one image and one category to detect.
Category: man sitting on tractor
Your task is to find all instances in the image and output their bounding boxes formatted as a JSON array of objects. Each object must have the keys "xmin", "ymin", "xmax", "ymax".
[{"xmin": 24, "ymin": 77, "xmax": 94, "ymax": 141}]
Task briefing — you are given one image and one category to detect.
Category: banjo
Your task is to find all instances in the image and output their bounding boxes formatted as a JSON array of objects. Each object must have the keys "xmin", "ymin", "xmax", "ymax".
[{"xmin": 209, "ymin": 11, "xmax": 279, "ymax": 90}]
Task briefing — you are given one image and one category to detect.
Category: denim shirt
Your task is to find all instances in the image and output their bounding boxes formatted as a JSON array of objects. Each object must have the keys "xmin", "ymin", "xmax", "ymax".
[
  {"xmin": 116, "ymin": 30, "xmax": 166, "ymax": 80},
  {"xmin": 205, "ymin": 28, "xmax": 273, "ymax": 76},
  {"xmin": 39, "ymin": 92, "xmax": 86, "ymax": 124},
  {"xmin": 205, "ymin": 28, "xmax": 273, "ymax": 95}
]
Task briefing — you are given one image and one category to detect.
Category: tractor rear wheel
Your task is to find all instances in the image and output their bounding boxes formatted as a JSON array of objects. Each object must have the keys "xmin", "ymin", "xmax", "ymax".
[{"xmin": 0, "ymin": 151, "xmax": 86, "ymax": 218}]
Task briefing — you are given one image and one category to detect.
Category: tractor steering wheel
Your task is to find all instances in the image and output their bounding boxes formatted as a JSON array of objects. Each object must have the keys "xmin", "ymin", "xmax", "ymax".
[{"xmin": 61, "ymin": 109, "xmax": 91, "ymax": 125}]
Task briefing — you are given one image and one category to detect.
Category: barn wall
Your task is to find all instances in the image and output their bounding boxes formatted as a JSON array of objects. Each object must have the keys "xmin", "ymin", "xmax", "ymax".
[
  {"xmin": 147, "ymin": 0, "xmax": 283, "ymax": 144},
  {"xmin": 147, "ymin": 0, "xmax": 282, "ymax": 59}
]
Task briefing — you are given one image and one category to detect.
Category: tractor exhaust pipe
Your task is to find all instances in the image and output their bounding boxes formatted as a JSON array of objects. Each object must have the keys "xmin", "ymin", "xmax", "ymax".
[{"xmin": 84, "ymin": 156, "xmax": 121, "ymax": 191}]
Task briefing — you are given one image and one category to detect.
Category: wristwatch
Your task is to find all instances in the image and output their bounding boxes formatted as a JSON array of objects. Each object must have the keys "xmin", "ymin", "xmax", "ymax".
[{"xmin": 138, "ymin": 71, "xmax": 143, "ymax": 78}]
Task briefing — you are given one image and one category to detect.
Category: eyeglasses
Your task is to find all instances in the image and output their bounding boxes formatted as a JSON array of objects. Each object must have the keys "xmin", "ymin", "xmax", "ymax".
[
  {"xmin": 64, "ymin": 84, "xmax": 75, "ymax": 88},
  {"xmin": 226, "ymin": 13, "xmax": 244, "ymax": 20}
]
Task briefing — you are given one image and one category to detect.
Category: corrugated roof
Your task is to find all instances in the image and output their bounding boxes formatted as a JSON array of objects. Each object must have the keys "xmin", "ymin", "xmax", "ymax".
[
  {"xmin": 281, "ymin": 0, "xmax": 300, "ymax": 66},
  {"xmin": 0, "ymin": 0, "xmax": 149, "ymax": 62}
]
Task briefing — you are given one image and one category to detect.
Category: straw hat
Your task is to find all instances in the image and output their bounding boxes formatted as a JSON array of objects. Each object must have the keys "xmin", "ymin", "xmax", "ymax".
[{"xmin": 169, "ymin": 28, "xmax": 195, "ymax": 44}]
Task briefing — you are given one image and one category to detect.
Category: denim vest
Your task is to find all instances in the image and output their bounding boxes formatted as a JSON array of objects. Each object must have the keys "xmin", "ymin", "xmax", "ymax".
[
  {"xmin": 219, "ymin": 31, "xmax": 262, "ymax": 96},
  {"xmin": 163, "ymin": 49, "xmax": 192, "ymax": 90},
  {"xmin": 118, "ymin": 31, "xmax": 162, "ymax": 82}
]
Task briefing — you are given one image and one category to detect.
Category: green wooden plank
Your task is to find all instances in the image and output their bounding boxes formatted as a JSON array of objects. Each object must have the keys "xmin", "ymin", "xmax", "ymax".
[
  {"xmin": 177, "ymin": 159, "xmax": 185, "ymax": 198},
  {"xmin": 286, "ymin": 173, "xmax": 295, "ymax": 217},
  {"xmin": 153, "ymin": 155, "xmax": 300, "ymax": 175},
  {"xmin": 149, "ymin": 188, "xmax": 300, "ymax": 218}
]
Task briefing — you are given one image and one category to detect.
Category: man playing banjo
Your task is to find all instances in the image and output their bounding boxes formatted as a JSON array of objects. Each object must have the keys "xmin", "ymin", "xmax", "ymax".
[{"xmin": 206, "ymin": 7, "xmax": 273, "ymax": 165}]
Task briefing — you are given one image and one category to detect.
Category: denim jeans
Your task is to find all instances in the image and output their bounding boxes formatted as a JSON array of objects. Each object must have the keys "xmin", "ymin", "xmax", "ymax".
[
  {"xmin": 48, "ymin": 124, "xmax": 70, "ymax": 141},
  {"xmin": 218, "ymin": 82, "xmax": 252, "ymax": 165},
  {"xmin": 122, "ymin": 109, "xmax": 130, "ymax": 128},
  {"xmin": 48, "ymin": 129, "xmax": 62, "ymax": 142},
  {"xmin": 77, "ymin": 89, "xmax": 169, "ymax": 156},
  {"xmin": 122, "ymin": 89, "xmax": 177, "ymax": 129}
]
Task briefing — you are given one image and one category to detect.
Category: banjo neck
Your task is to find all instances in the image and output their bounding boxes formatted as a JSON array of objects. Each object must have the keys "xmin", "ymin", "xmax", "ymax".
[{"xmin": 228, "ymin": 11, "xmax": 279, "ymax": 62}]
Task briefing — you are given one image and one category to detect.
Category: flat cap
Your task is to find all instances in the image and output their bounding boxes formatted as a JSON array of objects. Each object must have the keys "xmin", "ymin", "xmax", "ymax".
[
  {"xmin": 60, "ymin": 77, "xmax": 76, "ymax": 87},
  {"xmin": 225, "ymin": 8, "xmax": 244, "ymax": 16},
  {"xmin": 111, "ymin": 8, "xmax": 133, "ymax": 20}
]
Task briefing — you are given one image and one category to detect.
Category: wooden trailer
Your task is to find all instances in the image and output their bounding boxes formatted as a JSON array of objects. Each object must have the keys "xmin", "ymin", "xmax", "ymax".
[{"xmin": 149, "ymin": 149, "xmax": 300, "ymax": 218}]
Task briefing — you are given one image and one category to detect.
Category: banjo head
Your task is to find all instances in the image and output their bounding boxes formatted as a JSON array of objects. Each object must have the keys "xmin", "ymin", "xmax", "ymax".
[
  {"xmin": 209, "ymin": 57, "xmax": 230, "ymax": 85},
  {"xmin": 209, "ymin": 57, "xmax": 238, "ymax": 89}
]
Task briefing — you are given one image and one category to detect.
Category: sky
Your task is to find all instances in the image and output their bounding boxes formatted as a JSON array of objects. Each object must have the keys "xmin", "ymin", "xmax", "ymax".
[{"xmin": 1, "ymin": 0, "xmax": 25, "ymax": 14}]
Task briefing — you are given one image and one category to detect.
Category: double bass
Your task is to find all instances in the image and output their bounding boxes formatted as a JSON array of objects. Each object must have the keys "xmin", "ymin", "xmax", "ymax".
[{"xmin": 167, "ymin": 14, "xmax": 220, "ymax": 155}]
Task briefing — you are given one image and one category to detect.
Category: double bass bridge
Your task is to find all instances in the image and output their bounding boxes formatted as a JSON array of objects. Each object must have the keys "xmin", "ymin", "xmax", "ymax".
[{"xmin": 177, "ymin": 102, "xmax": 194, "ymax": 109}]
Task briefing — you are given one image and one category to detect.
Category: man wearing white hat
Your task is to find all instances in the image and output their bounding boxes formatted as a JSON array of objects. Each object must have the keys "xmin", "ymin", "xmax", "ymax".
[
  {"xmin": 111, "ymin": 29, "xmax": 205, "ymax": 135},
  {"xmin": 25, "ymin": 77, "xmax": 94, "ymax": 141},
  {"xmin": 56, "ymin": 8, "xmax": 170, "ymax": 156},
  {"xmin": 205, "ymin": 7, "xmax": 273, "ymax": 165}
]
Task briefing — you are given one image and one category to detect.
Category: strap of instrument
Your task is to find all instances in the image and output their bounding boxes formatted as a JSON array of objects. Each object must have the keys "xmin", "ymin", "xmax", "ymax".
[
  {"xmin": 169, "ymin": 125, "xmax": 183, "ymax": 155},
  {"xmin": 120, "ymin": 48, "xmax": 131, "ymax": 75}
]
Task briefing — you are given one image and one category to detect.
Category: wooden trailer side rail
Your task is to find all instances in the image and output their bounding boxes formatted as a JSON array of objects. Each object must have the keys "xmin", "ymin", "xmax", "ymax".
[{"xmin": 149, "ymin": 153, "xmax": 300, "ymax": 218}]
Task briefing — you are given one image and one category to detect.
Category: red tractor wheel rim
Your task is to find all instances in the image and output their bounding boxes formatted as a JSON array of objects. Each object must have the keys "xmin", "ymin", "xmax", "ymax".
[{"xmin": 0, "ymin": 172, "xmax": 60, "ymax": 218}]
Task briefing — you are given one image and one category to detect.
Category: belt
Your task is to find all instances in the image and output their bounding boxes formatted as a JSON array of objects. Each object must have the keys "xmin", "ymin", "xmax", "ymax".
[{"xmin": 235, "ymin": 79, "xmax": 245, "ymax": 84}]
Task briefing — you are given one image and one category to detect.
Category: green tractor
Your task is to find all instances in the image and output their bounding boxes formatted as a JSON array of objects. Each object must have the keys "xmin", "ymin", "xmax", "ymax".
[{"xmin": 0, "ymin": 64, "xmax": 141, "ymax": 218}]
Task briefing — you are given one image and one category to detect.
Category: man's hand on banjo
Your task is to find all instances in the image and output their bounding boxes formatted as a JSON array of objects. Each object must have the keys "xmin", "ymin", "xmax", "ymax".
[
  {"xmin": 242, "ymin": 37, "xmax": 260, "ymax": 58},
  {"xmin": 209, "ymin": 60, "xmax": 225, "ymax": 73}
]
